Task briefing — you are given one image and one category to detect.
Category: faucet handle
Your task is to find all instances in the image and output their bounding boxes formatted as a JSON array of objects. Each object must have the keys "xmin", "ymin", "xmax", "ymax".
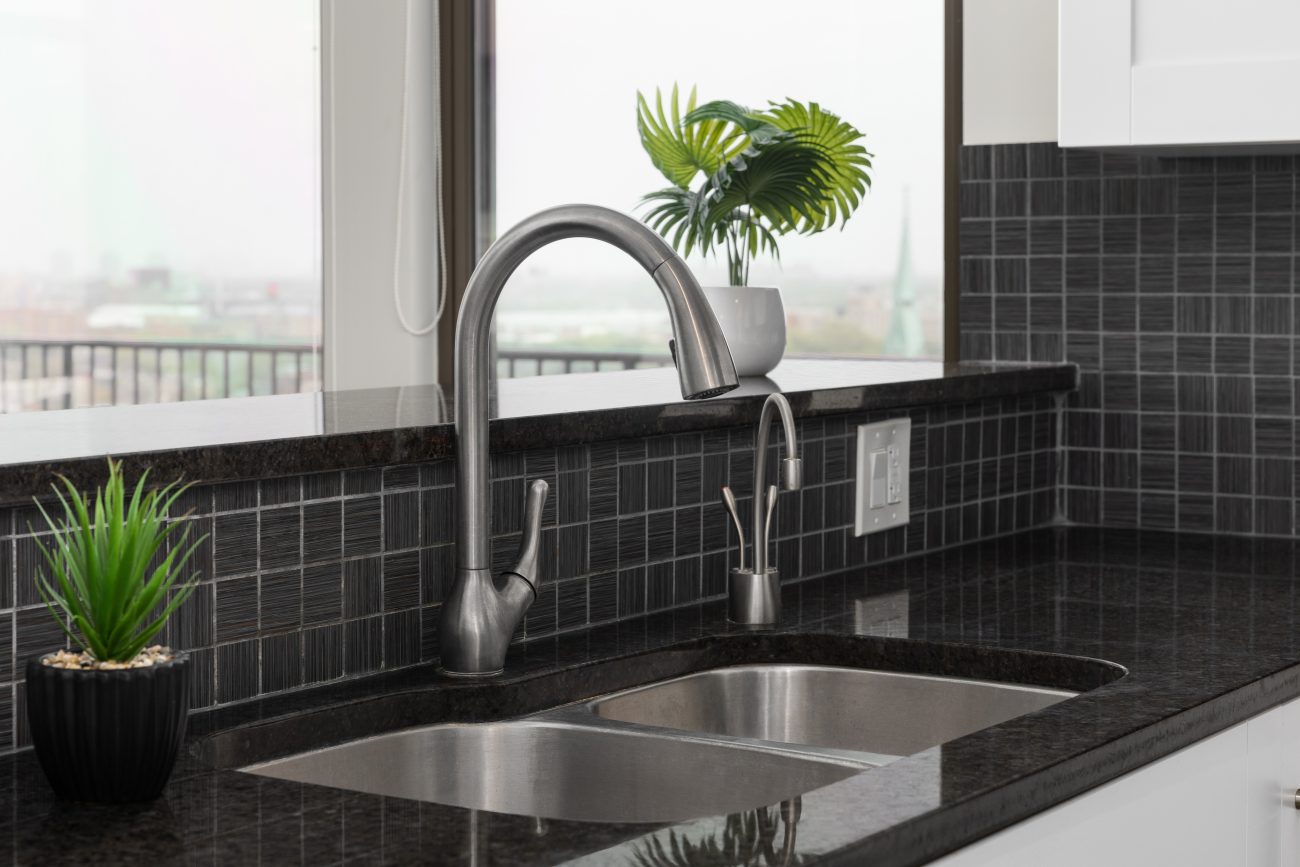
[
  {"xmin": 720, "ymin": 485, "xmax": 747, "ymax": 573},
  {"xmin": 505, "ymin": 479, "xmax": 549, "ymax": 591}
]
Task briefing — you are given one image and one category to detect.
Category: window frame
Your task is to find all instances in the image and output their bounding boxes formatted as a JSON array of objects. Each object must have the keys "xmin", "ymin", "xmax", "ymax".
[
  {"xmin": 435, "ymin": 0, "xmax": 493, "ymax": 391},
  {"xmin": 435, "ymin": 0, "xmax": 964, "ymax": 390}
]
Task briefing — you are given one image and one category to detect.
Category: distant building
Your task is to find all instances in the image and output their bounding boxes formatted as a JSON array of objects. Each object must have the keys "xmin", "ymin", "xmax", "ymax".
[
  {"xmin": 130, "ymin": 267, "xmax": 173, "ymax": 292},
  {"xmin": 86, "ymin": 304, "xmax": 203, "ymax": 330}
]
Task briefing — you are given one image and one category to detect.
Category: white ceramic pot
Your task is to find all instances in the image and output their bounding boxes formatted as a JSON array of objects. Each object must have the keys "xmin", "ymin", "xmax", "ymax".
[{"xmin": 702, "ymin": 286, "xmax": 786, "ymax": 377}]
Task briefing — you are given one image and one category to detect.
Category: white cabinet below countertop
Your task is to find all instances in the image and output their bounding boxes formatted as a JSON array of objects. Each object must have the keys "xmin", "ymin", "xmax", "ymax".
[
  {"xmin": 933, "ymin": 694, "xmax": 1300, "ymax": 866},
  {"xmin": 1059, "ymin": 0, "xmax": 1300, "ymax": 151}
]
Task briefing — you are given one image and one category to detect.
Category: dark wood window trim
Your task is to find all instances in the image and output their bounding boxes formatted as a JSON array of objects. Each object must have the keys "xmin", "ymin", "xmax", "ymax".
[
  {"xmin": 437, "ymin": 0, "xmax": 964, "ymax": 382},
  {"xmin": 945, "ymin": 0, "xmax": 963, "ymax": 362},
  {"xmin": 436, "ymin": 0, "xmax": 492, "ymax": 391}
]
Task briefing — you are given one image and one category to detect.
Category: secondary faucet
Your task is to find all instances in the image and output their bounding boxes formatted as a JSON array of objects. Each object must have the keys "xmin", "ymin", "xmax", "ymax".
[
  {"xmin": 440, "ymin": 204, "xmax": 740, "ymax": 676},
  {"xmin": 720, "ymin": 393, "xmax": 802, "ymax": 625}
]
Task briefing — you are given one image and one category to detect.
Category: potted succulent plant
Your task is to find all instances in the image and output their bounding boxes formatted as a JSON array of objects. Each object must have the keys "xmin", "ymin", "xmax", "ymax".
[
  {"xmin": 26, "ymin": 459, "xmax": 202, "ymax": 803},
  {"xmin": 637, "ymin": 85, "xmax": 873, "ymax": 376}
]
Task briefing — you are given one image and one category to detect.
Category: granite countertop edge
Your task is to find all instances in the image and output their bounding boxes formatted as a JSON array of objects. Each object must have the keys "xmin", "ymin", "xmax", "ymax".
[{"xmin": 0, "ymin": 361, "xmax": 1077, "ymax": 506}]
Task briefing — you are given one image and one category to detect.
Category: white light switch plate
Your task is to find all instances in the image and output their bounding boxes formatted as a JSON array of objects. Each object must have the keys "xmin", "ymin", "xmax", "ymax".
[{"xmin": 854, "ymin": 418, "xmax": 910, "ymax": 536}]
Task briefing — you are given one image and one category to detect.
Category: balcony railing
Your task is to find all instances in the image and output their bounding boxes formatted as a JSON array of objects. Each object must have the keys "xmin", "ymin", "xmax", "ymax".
[
  {"xmin": 0, "ymin": 340, "xmax": 676, "ymax": 413},
  {"xmin": 496, "ymin": 348, "xmax": 671, "ymax": 377},
  {"xmin": 0, "ymin": 339, "xmax": 320, "ymax": 413}
]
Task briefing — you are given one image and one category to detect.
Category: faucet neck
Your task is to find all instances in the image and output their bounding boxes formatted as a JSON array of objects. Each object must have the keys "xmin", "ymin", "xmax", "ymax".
[
  {"xmin": 443, "ymin": 204, "xmax": 737, "ymax": 675},
  {"xmin": 752, "ymin": 393, "xmax": 800, "ymax": 574},
  {"xmin": 453, "ymin": 205, "xmax": 736, "ymax": 572}
]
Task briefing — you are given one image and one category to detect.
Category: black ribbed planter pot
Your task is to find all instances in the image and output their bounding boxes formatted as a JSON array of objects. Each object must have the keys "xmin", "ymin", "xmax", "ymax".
[{"xmin": 25, "ymin": 651, "xmax": 190, "ymax": 803}]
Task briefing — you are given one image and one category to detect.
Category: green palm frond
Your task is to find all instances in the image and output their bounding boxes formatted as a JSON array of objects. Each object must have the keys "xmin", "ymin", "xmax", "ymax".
[
  {"xmin": 694, "ymin": 137, "xmax": 833, "ymax": 235},
  {"xmin": 762, "ymin": 99, "xmax": 873, "ymax": 232},
  {"xmin": 641, "ymin": 185, "xmax": 699, "ymax": 255},
  {"xmin": 636, "ymin": 85, "xmax": 873, "ymax": 286},
  {"xmin": 637, "ymin": 85, "xmax": 749, "ymax": 188},
  {"xmin": 683, "ymin": 100, "xmax": 787, "ymax": 148}
]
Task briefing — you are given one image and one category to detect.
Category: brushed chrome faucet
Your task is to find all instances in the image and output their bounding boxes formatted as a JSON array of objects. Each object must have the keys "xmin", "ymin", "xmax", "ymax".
[
  {"xmin": 440, "ymin": 205, "xmax": 740, "ymax": 676},
  {"xmin": 721, "ymin": 393, "xmax": 802, "ymax": 625}
]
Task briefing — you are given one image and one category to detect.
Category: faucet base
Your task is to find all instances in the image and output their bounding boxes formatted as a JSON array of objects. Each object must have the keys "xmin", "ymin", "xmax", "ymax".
[
  {"xmin": 438, "ymin": 666, "xmax": 504, "ymax": 679},
  {"xmin": 438, "ymin": 568, "xmax": 535, "ymax": 676},
  {"xmin": 728, "ymin": 567, "xmax": 781, "ymax": 625}
]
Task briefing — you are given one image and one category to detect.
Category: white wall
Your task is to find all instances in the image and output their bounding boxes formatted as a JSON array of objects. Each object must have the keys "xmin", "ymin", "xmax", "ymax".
[
  {"xmin": 322, "ymin": 0, "xmax": 442, "ymax": 391},
  {"xmin": 963, "ymin": 0, "xmax": 1058, "ymax": 144}
]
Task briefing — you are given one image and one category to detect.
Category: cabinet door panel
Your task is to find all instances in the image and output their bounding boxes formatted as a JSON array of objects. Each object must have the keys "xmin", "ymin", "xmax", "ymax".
[
  {"xmin": 933, "ymin": 722, "xmax": 1248, "ymax": 866},
  {"xmin": 1246, "ymin": 704, "xmax": 1286, "ymax": 867},
  {"xmin": 1131, "ymin": 0, "xmax": 1300, "ymax": 66},
  {"xmin": 1282, "ymin": 699, "xmax": 1300, "ymax": 865},
  {"xmin": 1131, "ymin": 61, "xmax": 1300, "ymax": 147},
  {"xmin": 1060, "ymin": 0, "xmax": 1300, "ymax": 148},
  {"xmin": 1057, "ymin": 0, "xmax": 1132, "ymax": 147}
]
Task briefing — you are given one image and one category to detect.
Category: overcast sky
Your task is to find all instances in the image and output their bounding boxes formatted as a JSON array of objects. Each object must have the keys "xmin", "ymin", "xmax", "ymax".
[
  {"xmin": 0, "ymin": 0, "xmax": 942, "ymax": 299},
  {"xmin": 0, "ymin": 0, "xmax": 318, "ymax": 282},
  {"xmin": 494, "ymin": 0, "xmax": 945, "ymax": 298}
]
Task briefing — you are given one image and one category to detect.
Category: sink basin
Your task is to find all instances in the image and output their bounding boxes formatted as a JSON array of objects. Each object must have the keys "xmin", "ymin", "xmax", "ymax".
[
  {"xmin": 242, "ymin": 663, "xmax": 1079, "ymax": 823},
  {"xmin": 588, "ymin": 664, "xmax": 1075, "ymax": 758},
  {"xmin": 243, "ymin": 719, "xmax": 858, "ymax": 823}
]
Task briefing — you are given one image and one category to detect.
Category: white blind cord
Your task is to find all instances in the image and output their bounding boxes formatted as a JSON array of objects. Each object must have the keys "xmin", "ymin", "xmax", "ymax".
[
  {"xmin": 326, "ymin": 0, "xmax": 339, "ymax": 383},
  {"xmin": 392, "ymin": 0, "xmax": 447, "ymax": 336}
]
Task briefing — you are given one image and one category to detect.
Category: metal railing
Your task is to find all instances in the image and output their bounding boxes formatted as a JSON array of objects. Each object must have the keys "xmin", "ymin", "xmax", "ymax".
[
  {"xmin": 0, "ymin": 340, "xmax": 677, "ymax": 413},
  {"xmin": 0, "ymin": 339, "xmax": 320, "ymax": 413},
  {"xmin": 496, "ymin": 348, "xmax": 671, "ymax": 377}
]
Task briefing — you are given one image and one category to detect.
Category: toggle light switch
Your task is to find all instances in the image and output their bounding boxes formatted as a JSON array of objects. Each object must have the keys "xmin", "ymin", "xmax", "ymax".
[{"xmin": 869, "ymin": 449, "xmax": 889, "ymax": 508}]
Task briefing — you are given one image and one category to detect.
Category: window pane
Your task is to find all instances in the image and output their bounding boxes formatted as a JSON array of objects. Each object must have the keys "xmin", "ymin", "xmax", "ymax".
[
  {"xmin": 0, "ymin": 0, "xmax": 321, "ymax": 411},
  {"xmin": 492, "ymin": 0, "xmax": 944, "ymax": 377}
]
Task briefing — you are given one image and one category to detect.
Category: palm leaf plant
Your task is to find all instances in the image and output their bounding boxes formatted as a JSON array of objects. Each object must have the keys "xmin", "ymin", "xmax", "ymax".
[
  {"xmin": 638, "ymin": 84, "xmax": 873, "ymax": 286},
  {"xmin": 33, "ymin": 458, "xmax": 202, "ymax": 664}
]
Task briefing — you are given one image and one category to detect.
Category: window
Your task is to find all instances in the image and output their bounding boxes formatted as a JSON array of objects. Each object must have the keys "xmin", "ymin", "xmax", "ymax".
[
  {"xmin": 488, "ymin": 0, "xmax": 947, "ymax": 377},
  {"xmin": 0, "ymin": 0, "xmax": 321, "ymax": 412}
]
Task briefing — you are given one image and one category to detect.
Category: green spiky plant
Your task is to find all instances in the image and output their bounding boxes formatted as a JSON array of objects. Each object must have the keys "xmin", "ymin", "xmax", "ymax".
[
  {"xmin": 32, "ymin": 460, "xmax": 204, "ymax": 664},
  {"xmin": 638, "ymin": 84, "xmax": 873, "ymax": 286}
]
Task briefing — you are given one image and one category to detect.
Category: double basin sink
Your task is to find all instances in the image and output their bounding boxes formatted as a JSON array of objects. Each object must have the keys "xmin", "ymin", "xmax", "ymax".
[{"xmin": 243, "ymin": 664, "xmax": 1074, "ymax": 823}]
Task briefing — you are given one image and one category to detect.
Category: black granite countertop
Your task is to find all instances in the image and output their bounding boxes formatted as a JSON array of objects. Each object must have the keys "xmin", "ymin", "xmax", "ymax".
[
  {"xmin": 4, "ymin": 525, "xmax": 1300, "ymax": 864},
  {"xmin": 0, "ymin": 359, "xmax": 1075, "ymax": 506}
]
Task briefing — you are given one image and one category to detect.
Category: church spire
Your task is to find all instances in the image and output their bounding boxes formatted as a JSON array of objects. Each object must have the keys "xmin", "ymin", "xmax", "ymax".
[{"xmin": 883, "ymin": 188, "xmax": 923, "ymax": 357}]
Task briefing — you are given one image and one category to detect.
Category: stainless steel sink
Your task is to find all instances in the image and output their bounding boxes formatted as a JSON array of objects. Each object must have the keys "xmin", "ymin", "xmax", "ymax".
[
  {"xmin": 587, "ymin": 664, "xmax": 1075, "ymax": 758},
  {"xmin": 242, "ymin": 663, "xmax": 1076, "ymax": 824},
  {"xmin": 243, "ymin": 719, "xmax": 858, "ymax": 823}
]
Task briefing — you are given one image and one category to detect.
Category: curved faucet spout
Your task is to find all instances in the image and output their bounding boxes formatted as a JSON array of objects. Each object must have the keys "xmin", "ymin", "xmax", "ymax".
[
  {"xmin": 442, "ymin": 205, "xmax": 740, "ymax": 676},
  {"xmin": 752, "ymin": 393, "xmax": 802, "ymax": 575}
]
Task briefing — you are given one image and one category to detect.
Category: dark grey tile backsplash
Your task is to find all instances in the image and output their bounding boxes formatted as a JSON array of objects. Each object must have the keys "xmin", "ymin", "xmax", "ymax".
[
  {"xmin": 0, "ymin": 391, "xmax": 1059, "ymax": 753},
  {"xmin": 960, "ymin": 142, "xmax": 1299, "ymax": 537}
]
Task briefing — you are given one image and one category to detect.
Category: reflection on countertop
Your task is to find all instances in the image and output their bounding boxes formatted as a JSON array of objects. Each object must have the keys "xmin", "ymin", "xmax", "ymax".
[{"xmin": 1, "ymin": 526, "xmax": 1297, "ymax": 865}]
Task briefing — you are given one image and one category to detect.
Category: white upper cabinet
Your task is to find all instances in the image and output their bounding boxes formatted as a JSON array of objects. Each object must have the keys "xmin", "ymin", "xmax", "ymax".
[{"xmin": 1059, "ymin": 0, "xmax": 1300, "ymax": 150}]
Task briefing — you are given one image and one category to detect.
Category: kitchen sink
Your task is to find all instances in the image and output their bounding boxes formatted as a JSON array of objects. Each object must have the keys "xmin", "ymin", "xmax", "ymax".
[
  {"xmin": 587, "ymin": 664, "xmax": 1075, "ymax": 758},
  {"xmin": 241, "ymin": 663, "xmax": 1078, "ymax": 823},
  {"xmin": 242, "ymin": 719, "xmax": 858, "ymax": 823}
]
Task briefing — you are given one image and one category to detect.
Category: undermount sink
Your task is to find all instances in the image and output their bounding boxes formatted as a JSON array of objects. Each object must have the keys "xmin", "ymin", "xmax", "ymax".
[
  {"xmin": 242, "ymin": 663, "xmax": 1077, "ymax": 824},
  {"xmin": 587, "ymin": 664, "xmax": 1075, "ymax": 759},
  {"xmin": 242, "ymin": 719, "xmax": 858, "ymax": 823}
]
